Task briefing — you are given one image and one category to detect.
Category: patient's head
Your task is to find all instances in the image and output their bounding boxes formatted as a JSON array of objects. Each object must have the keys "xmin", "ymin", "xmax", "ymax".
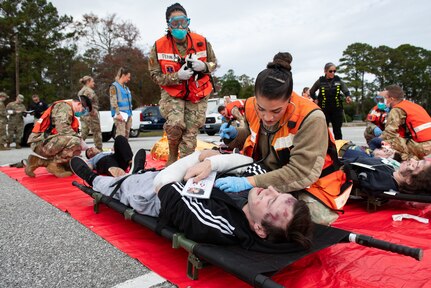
[
  {"xmin": 394, "ymin": 158, "xmax": 431, "ymax": 194},
  {"xmin": 246, "ymin": 186, "xmax": 313, "ymax": 248}
]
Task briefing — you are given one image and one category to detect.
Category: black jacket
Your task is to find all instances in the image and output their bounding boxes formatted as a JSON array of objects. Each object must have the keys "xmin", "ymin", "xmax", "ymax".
[
  {"xmin": 158, "ymin": 182, "xmax": 307, "ymax": 253},
  {"xmin": 342, "ymin": 157, "xmax": 398, "ymax": 193}
]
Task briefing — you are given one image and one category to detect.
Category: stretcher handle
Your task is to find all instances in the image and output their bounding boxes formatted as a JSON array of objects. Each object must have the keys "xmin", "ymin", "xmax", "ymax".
[{"xmin": 348, "ymin": 233, "xmax": 423, "ymax": 261}]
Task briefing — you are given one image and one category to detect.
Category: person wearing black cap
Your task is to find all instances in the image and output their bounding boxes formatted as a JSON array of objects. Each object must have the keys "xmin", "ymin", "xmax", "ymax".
[
  {"xmin": 25, "ymin": 95, "xmax": 92, "ymax": 178},
  {"xmin": 148, "ymin": 3, "xmax": 217, "ymax": 167}
]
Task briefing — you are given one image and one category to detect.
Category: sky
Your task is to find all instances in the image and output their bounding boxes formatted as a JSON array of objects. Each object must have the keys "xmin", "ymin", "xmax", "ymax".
[{"xmin": 50, "ymin": 0, "xmax": 431, "ymax": 93}]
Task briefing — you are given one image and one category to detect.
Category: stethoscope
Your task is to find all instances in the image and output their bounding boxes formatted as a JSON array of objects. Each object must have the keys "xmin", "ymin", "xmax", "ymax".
[{"xmin": 216, "ymin": 100, "xmax": 296, "ymax": 179}]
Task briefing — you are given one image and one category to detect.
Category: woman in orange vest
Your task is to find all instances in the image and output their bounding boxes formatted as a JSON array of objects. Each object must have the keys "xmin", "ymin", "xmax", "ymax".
[
  {"xmin": 148, "ymin": 3, "xmax": 217, "ymax": 167},
  {"xmin": 195, "ymin": 52, "xmax": 351, "ymax": 225},
  {"xmin": 363, "ymin": 95, "xmax": 389, "ymax": 144},
  {"xmin": 380, "ymin": 84, "xmax": 431, "ymax": 160}
]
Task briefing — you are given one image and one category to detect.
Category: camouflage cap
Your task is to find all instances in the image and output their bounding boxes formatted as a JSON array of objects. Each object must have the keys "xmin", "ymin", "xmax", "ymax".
[
  {"xmin": 0, "ymin": 92, "xmax": 9, "ymax": 99},
  {"xmin": 17, "ymin": 94, "xmax": 24, "ymax": 100}
]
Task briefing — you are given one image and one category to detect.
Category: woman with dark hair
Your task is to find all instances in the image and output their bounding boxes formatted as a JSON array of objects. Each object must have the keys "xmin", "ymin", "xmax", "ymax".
[
  {"xmin": 148, "ymin": 3, "xmax": 217, "ymax": 166},
  {"xmin": 193, "ymin": 53, "xmax": 352, "ymax": 225},
  {"xmin": 109, "ymin": 67, "xmax": 133, "ymax": 139},
  {"xmin": 309, "ymin": 62, "xmax": 352, "ymax": 140}
]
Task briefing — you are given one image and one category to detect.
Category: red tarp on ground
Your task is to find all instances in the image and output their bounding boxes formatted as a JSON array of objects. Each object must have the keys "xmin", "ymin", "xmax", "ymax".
[{"xmin": 1, "ymin": 158, "xmax": 431, "ymax": 288}]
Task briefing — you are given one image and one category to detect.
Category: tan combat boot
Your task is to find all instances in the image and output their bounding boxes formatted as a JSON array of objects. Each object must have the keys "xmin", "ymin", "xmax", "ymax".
[
  {"xmin": 46, "ymin": 162, "xmax": 73, "ymax": 178},
  {"xmin": 25, "ymin": 155, "xmax": 49, "ymax": 177},
  {"xmin": 165, "ymin": 143, "xmax": 179, "ymax": 167}
]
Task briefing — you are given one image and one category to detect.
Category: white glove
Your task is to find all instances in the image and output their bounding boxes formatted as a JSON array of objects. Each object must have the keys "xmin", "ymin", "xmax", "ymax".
[
  {"xmin": 177, "ymin": 63, "xmax": 194, "ymax": 80},
  {"xmin": 186, "ymin": 54, "xmax": 206, "ymax": 72}
]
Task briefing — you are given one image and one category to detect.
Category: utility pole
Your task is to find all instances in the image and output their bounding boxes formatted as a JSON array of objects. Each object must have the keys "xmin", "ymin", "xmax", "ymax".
[{"xmin": 14, "ymin": 33, "xmax": 20, "ymax": 96}]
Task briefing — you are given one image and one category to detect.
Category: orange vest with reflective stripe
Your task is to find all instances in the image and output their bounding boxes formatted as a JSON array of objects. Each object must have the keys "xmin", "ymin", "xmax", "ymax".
[
  {"xmin": 366, "ymin": 105, "xmax": 387, "ymax": 130},
  {"xmin": 32, "ymin": 101, "xmax": 80, "ymax": 135},
  {"xmin": 226, "ymin": 100, "xmax": 245, "ymax": 119},
  {"xmin": 243, "ymin": 93, "xmax": 352, "ymax": 210},
  {"xmin": 393, "ymin": 100, "xmax": 431, "ymax": 142},
  {"xmin": 155, "ymin": 32, "xmax": 213, "ymax": 103}
]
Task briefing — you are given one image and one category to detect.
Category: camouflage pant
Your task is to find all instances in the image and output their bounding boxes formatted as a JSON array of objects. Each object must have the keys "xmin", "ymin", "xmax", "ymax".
[
  {"xmin": 31, "ymin": 135, "xmax": 82, "ymax": 164},
  {"xmin": 0, "ymin": 117, "xmax": 7, "ymax": 145},
  {"xmin": 159, "ymin": 93, "xmax": 208, "ymax": 158},
  {"xmin": 387, "ymin": 137, "xmax": 431, "ymax": 160},
  {"xmin": 298, "ymin": 193, "xmax": 339, "ymax": 225},
  {"xmin": 80, "ymin": 110, "xmax": 103, "ymax": 150},
  {"xmin": 7, "ymin": 120, "xmax": 24, "ymax": 144},
  {"xmin": 114, "ymin": 116, "xmax": 132, "ymax": 139}
]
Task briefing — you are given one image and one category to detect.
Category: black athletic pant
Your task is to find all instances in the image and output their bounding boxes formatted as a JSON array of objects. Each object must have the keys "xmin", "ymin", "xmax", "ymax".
[
  {"xmin": 323, "ymin": 108, "xmax": 344, "ymax": 140},
  {"xmin": 95, "ymin": 135, "xmax": 133, "ymax": 175}
]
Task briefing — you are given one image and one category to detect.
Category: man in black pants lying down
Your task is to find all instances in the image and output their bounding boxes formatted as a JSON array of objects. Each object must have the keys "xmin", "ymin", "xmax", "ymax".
[{"xmin": 70, "ymin": 151, "xmax": 314, "ymax": 251}]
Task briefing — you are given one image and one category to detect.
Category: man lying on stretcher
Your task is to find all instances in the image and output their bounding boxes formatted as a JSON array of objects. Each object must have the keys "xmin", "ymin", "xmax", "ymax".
[{"xmin": 70, "ymin": 152, "xmax": 314, "ymax": 251}]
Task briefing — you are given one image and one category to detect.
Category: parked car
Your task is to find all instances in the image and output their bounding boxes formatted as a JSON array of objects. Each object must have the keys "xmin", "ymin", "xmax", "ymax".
[
  {"xmin": 139, "ymin": 106, "xmax": 166, "ymax": 131},
  {"xmin": 99, "ymin": 110, "xmax": 141, "ymax": 142},
  {"xmin": 21, "ymin": 113, "xmax": 35, "ymax": 147},
  {"xmin": 203, "ymin": 98, "xmax": 224, "ymax": 136}
]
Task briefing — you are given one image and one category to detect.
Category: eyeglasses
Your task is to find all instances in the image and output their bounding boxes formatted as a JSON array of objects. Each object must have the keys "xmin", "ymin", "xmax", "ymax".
[
  {"xmin": 168, "ymin": 16, "xmax": 190, "ymax": 29},
  {"xmin": 328, "ymin": 70, "xmax": 336, "ymax": 73}
]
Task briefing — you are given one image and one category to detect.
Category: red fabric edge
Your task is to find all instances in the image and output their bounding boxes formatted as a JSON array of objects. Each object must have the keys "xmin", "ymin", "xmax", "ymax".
[{"xmin": 2, "ymin": 158, "xmax": 431, "ymax": 288}]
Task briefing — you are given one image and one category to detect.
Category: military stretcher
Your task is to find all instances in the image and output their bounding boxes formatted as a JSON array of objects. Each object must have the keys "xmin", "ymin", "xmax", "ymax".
[
  {"xmin": 351, "ymin": 187, "xmax": 431, "ymax": 211},
  {"xmin": 72, "ymin": 181, "xmax": 423, "ymax": 288}
]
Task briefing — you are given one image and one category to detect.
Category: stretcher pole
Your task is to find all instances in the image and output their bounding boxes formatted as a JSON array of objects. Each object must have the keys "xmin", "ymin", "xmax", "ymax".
[{"xmin": 347, "ymin": 233, "xmax": 423, "ymax": 261}]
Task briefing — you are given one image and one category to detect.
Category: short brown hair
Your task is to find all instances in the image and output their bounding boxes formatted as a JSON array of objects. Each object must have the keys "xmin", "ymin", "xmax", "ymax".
[
  {"xmin": 385, "ymin": 84, "xmax": 405, "ymax": 100},
  {"xmin": 261, "ymin": 200, "xmax": 313, "ymax": 249},
  {"xmin": 398, "ymin": 164, "xmax": 431, "ymax": 194}
]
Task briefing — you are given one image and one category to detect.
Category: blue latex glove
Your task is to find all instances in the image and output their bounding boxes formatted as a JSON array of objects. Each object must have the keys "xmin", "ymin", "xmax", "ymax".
[
  {"xmin": 215, "ymin": 177, "xmax": 253, "ymax": 193},
  {"xmin": 219, "ymin": 122, "xmax": 238, "ymax": 140},
  {"xmin": 373, "ymin": 126, "xmax": 382, "ymax": 137}
]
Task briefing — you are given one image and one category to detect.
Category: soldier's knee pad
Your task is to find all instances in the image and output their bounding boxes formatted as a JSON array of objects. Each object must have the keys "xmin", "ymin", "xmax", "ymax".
[{"xmin": 165, "ymin": 125, "xmax": 183, "ymax": 141}]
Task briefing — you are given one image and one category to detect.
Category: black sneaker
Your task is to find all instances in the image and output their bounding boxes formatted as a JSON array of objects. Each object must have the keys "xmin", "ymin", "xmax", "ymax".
[
  {"xmin": 70, "ymin": 156, "xmax": 97, "ymax": 186},
  {"xmin": 130, "ymin": 149, "xmax": 146, "ymax": 174}
]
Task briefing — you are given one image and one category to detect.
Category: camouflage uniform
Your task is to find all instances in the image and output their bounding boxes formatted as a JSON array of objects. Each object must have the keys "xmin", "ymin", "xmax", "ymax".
[
  {"xmin": 382, "ymin": 107, "xmax": 431, "ymax": 160},
  {"xmin": 0, "ymin": 92, "xmax": 9, "ymax": 149},
  {"xmin": 28, "ymin": 101, "xmax": 81, "ymax": 165},
  {"xmin": 6, "ymin": 96, "xmax": 26, "ymax": 148},
  {"xmin": 78, "ymin": 85, "xmax": 102, "ymax": 150},
  {"xmin": 148, "ymin": 40, "xmax": 217, "ymax": 159}
]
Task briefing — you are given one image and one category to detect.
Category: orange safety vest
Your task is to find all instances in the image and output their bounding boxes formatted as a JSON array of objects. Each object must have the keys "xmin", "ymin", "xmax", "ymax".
[
  {"xmin": 226, "ymin": 100, "xmax": 245, "ymax": 119},
  {"xmin": 366, "ymin": 105, "xmax": 387, "ymax": 130},
  {"xmin": 243, "ymin": 93, "xmax": 352, "ymax": 211},
  {"xmin": 155, "ymin": 32, "xmax": 213, "ymax": 103},
  {"xmin": 32, "ymin": 100, "xmax": 80, "ymax": 135},
  {"xmin": 392, "ymin": 100, "xmax": 431, "ymax": 142}
]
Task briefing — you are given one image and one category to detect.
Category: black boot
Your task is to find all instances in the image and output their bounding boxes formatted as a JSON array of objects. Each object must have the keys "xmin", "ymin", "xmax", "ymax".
[{"xmin": 70, "ymin": 157, "xmax": 97, "ymax": 186}]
